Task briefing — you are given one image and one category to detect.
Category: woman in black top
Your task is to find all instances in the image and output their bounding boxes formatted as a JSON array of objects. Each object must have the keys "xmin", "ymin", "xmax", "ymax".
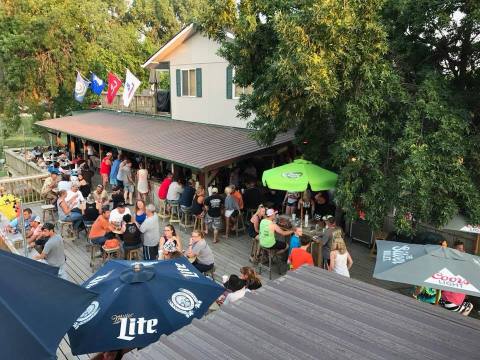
[
  {"xmin": 77, "ymin": 173, "xmax": 91, "ymax": 199},
  {"xmin": 83, "ymin": 195, "xmax": 99, "ymax": 224},
  {"xmin": 190, "ymin": 185, "xmax": 205, "ymax": 216},
  {"xmin": 121, "ymin": 214, "xmax": 141, "ymax": 256}
]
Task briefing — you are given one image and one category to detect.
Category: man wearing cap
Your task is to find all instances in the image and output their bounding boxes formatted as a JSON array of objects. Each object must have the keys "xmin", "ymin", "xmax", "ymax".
[
  {"xmin": 259, "ymin": 209, "xmax": 293, "ymax": 252},
  {"xmin": 109, "ymin": 202, "xmax": 131, "ymax": 228},
  {"xmin": 99, "ymin": 152, "xmax": 113, "ymax": 188},
  {"xmin": 7, "ymin": 208, "xmax": 35, "ymax": 234},
  {"xmin": 26, "ymin": 216, "xmax": 43, "ymax": 248},
  {"xmin": 89, "ymin": 206, "xmax": 115, "ymax": 246},
  {"xmin": 92, "ymin": 184, "xmax": 109, "ymax": 208},
  {"xmin": 204, "ymin": 187, "xmax": 224, "ymax": 243},
  {"xmin": 34, "ymin": 223, "xmax": 67, "ymax": 280},
  {"xmin": 41, "ymin": 171, "xmax": 59, "ymax": 204}
]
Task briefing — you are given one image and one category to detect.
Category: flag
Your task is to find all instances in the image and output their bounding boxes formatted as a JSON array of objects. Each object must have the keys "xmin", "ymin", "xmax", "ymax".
[
  {"xmin": 122, "ymin": 69, "xmax": 141, "ymax": 107},
  {"xmin": 90, "ymin": 73, "xmax": 105, "ymax": 95},
  {"xmin": 74, "ymin": 72, "xmax": 90, "ymax": 103},
  {"xmin": 106, "ymin": 72, "xmax": 122, "ymax": 104}
]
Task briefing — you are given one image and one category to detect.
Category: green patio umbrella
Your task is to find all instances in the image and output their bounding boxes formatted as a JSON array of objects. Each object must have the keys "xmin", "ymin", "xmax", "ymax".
[
  {"xmin": 262, "ymin": 159, "xmax": 338, "ymax": 192},
  {"xmin": 373, "ymin": 240, "xmax": 480, "ymax": 297}
]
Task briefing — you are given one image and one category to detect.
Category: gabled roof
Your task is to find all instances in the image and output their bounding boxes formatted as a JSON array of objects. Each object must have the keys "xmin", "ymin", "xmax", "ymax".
[
  {"xmin": 142, "ymin": 24, "xmax": 197, "ymax": 69},
  {"xmin": 124, "ymin": 266, "xmax": 480, "ymax": 360},
  {"xmin": 35, "ymin": 111, "xmax": 294, "ymax": 171}
]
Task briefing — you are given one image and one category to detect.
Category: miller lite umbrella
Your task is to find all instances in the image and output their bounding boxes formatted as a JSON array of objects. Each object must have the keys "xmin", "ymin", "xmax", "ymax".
[
  {"xmin": 0, "ymin": 250, "xmax": 97, "ymax": 360},
  {"xmin": 68, "ymin": 257, "xmax": 224, "ymax": 355},
  {"xmin": 373, "ymin": 240, "xmax": 480, "ymax": 297},
  {"xmin": 262, "ymin": 159, "xmax": 338, "ymax": 192}
]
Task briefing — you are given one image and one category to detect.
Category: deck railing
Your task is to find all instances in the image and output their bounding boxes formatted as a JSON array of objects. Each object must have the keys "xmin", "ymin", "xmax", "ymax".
[
  {"xmin": 0, "ymin": 173, "xmax": 49, "ymax": 204},
  {"xmin": 4, "ymin": 148, "xmax": 46, "ymax": 177},
  {"xmin": 100, "ymin": 93, "xmax": 158, "ymax": 114}
]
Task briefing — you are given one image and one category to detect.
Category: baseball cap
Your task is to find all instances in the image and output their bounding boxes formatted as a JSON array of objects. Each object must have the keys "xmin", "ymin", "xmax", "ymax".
[
  {"xmin": 322, "ymin": 215, "xmax": 334, "ymax": 221},
  {"xmin": 97, "ymin": 184, "xmax": 104, "ymax": 189},
  {"xmin": 41, "ymin": 222, "xmax": 55, "ymax": 231},
  {"xmin": 266, "ymin": 208, "xmax": 277, "ymax": 217},
  {"xmin": 211, "ymin": 187, "xmax": 218, "ymax": 194},
  {"xmin": 32, "ymin": 216, "xmax": 41, "ymax": 223},
  {"xmin": 117, "ymin": 202, "xmax": 126, "ymax": 208}
]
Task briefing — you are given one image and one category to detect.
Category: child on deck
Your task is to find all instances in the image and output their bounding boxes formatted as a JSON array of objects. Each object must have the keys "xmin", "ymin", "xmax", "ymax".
[{"xmin": 288, "ymin": 235, "xmax": 314, "ymax": 270}]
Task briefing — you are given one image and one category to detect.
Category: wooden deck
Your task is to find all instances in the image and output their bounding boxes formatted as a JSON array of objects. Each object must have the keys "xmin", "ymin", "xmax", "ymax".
[{"xmin": 27, "ymin": 203, "xmax": 413, "ymax": 359}]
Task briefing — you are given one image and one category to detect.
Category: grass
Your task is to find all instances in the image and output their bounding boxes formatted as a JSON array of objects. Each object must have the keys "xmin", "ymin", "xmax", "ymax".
[{"xmin": 1, "ymin": 116, "xmax": 48, "ymax": 158}]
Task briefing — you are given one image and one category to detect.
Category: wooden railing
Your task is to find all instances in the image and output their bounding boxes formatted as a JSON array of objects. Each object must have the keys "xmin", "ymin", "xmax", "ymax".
[
  {"xmin": 0, "ymin": 173, "xmax": 49, "ymax": 204},
  {"xmin": 4, "ymin": 148, "xmax": 46, "ymax": 177},
  {"xmin": 101, "ymin": 93, "xmax": 158, "ymax": 114}
]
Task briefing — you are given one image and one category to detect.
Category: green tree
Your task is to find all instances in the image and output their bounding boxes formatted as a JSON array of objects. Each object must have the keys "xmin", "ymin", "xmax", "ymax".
[{"xmin": 200, "ymin": 0, "xmax": 480, "ymax": 232}]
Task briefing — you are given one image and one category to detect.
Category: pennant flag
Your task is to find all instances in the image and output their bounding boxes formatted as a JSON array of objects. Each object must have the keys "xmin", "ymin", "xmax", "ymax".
[
  {"xmin": 106, "ymin": 72, "xmax": 122, "ymax": 104},
  {"xmin": 122, "ymin": 69, "xmax": 141, "ymax": 107},
  {"xmin": 90, "ymin": 73, "xmax": 105, "ymax": 95},
  {"xmin": 74, "ymin": 72, "xmax": 90, "ymax": 103}
]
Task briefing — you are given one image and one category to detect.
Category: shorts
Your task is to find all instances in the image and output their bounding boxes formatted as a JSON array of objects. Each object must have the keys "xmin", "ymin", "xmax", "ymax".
[
  {"xmin": 205, "ymin": 214, "xmax": 222, "ymax": 230},
  {"xmin": 225, "ymin": 209, "xmax": 238, "ymax": 218},
  {"xmin": 267, "ymin": 240, "xmax": 288, "ymax": 250},
  {"xmin": 124, "ymin": 183, "xmax": 134, "ymax": 193},
  {"xmin": 116, "ymin": 180, "xmax": 124, "ymax": 189},
  {"xmin": 110, "ymin": 177, "xmax": 118, "ymax": 186}
]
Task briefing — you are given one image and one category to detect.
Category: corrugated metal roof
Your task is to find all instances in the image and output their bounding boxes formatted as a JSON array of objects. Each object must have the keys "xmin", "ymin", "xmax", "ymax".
[
  {"xmin": 124, "ymin": 266, "xmax": 480, "ymax": 360},
  {"xmin": 35, "ymin": 111, "xmax": 294, "ymax": 171}
]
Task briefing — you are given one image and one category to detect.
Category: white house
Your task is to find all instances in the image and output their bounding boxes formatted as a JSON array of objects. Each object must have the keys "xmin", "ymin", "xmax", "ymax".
[{"xmin": 143, "ymin": 24, "xmax": 251, "ymax": 128}]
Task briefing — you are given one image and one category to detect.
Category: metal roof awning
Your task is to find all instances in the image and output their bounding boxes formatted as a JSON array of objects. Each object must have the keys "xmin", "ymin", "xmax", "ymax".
[
  {"xmin": 35, "ymin": 111, "xmax": 294, "ymax": 171},
  {"xmin": 124, "ymin": 266, "xmax": 480, "ymax": 360}
]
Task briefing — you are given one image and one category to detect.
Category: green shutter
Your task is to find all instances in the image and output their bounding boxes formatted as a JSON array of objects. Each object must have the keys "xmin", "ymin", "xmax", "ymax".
[
  {"xmin": 226, "ymin": 65, "xmax": 233, "ymax": 99},
  {"xmin": 196, "ymin": 68, "xmax": 202, "ymax": 97},
  {"xmin": 176, "ymin": 69, "xmax": 181, "ymax": 97}
]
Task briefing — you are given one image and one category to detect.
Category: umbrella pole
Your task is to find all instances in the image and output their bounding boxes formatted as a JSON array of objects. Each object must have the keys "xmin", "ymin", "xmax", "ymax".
[{"xmin": 475, "ymin": 234, "xmax": 479, "ymax": 255}]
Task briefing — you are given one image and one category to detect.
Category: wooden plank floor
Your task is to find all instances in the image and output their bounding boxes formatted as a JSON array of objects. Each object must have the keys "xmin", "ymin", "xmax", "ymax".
[{"xmin": 29, "ymin": 203, "xmax": 413, "ymax": 359}]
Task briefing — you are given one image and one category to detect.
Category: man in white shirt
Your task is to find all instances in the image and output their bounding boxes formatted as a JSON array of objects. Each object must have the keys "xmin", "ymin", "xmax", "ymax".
[
  {"xmin": 109, "ymin": 202, "xmax": 131, "ymax": 225},
  {"xmin": 65, "ymin": 182, "xmax": 85, "ymax": 209},
  {"xmin": 166, "ymin": 179, "xmax": 184, "ymax": 203}
]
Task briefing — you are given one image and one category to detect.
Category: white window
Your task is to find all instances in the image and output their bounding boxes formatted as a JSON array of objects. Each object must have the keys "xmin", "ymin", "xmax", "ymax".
[
  {"xmin": 232, "ymin": 69, "xmax": 253, "ymax": 99},
  {"xmin": 181, "ymin": 69, "xmax": 196, "ymax": 97}
]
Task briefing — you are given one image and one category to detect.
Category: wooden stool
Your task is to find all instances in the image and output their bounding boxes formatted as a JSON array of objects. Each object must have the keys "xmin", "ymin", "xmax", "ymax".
[
  {"xmin": 235, "ymin": 210, "xmax": 246, "ymax": 236},
  {"xmin": 169, "ymin": 202, "xmax": 180, "ymax": 223},
  {"xmin": 250, "ymin": 237, "xmax": 259, "ymax": 263},
  {"xmin": 257, "ymin": 246, "xmax": 280, "ymax": 280},
  {"xmin": 126, "ymin": 247, "xmax": 141, "ymax": 260},
  {"xmin": 41, "ymin": 204, "xmax": 56, "ymax": 222},
  {"xmin": 194, "ymin": 214, "xmax": 204, "ymax": 233},
  {"xmin": 102, "ymin": 246, "xmax": 121, "ymax": 262},
  {"xmin": 89, "ymin": 242, "xmax": 102, "ymax": 268},
  {"xmin": 180, "ymin": 208, "xmax": 193, "ymax": 231},
  {"xmin": 203, "ymin": 265, "xmax": 216, "ymax": 280},
  {"xmin": 158, "ymin": 199, "xmax": 169, "ymax": 219},
  {"xmin": 58, "ymin": 220, "xmax": 75, "ymax": 241}
]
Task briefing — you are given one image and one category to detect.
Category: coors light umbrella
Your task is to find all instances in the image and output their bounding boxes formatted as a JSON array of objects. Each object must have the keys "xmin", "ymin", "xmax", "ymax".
[
  {"xmin": 373, "ymin": 240, "xmax": 480, "ymax": 297},
  {"xmin": 68, "ymin": 257, "xmax": 224, "ymax": 355},
  {"xmin": 262, "ymin": 159, "xmax": 338, "ymax": 192}
]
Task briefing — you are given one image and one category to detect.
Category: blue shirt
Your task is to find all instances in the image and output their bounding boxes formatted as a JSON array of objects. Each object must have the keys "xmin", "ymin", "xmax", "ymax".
[
  {"xmin": 9, "ymin": 216, "xmax": 34, "ymax": 231},
  {"xmin": 179, "ymin": 185, "xmax": 195, "ymax": 207},
  {"xmin": 288, "ymin": 235, "xmax": 301, "ymax": 256},
  {"xmin": 110, "ymin": 159, "xmax": 121, "ymax": 180}
]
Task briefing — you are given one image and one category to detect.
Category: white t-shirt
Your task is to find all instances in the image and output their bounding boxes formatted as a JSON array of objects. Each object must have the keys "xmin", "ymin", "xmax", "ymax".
[
  {"xmin": 65, "ymin": 190, "xmax": 85, "ymax": 209},
  {"xmin": 109, "ymin": 207, "xmax": 131, "ymax": 224},
  {"xmin": 166, "ymin": 182, "xmax": 183, "ymax": 201}
]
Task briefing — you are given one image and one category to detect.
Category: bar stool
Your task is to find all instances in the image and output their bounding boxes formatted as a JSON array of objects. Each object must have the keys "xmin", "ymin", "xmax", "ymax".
[
  {"xmin": 257, "ymin": 246, "xmax": 280, "ymax": 280},
  {"xmin": 125, "ymin": 247, "xmax": 142, "ymax": 260},
  {"xmin": 89, "ymin": 242, "xmax": 102, "ymax": 268},
  {"xmin": 41, "ymin": 204, "xmax": 56, "ymax": 222},
  {"xmin": 158, "ymin": 199, "xmax": 169, "ymax": 219},
  {"xmin": 179, "ymin": 208, "xmax": 193, "ymax": 231},
  {"xmin": 169, "ymin": 202, "xmax": 180, "ymax": 223},
  {"xmin": 102, "ymin": 245, "xmax": 121, "ymax": 262},
  {"xmin": 193, "ymin": 214, "xmax": 204, "ymax": 233},
  {"xmin": 57, "ymin": 220, "xmax": 75, "ymax": 241},
  {"xmin": 234, "ymin": 210, "xmax": 246, "ymax": 236},
  {"xmin": 250, "ymin": 236, "xmax": 259, "ymax": 263}
]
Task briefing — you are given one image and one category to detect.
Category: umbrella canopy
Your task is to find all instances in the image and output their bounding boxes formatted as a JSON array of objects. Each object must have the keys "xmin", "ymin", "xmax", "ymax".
[
  {"xmin": 0, "ymin": 250, "xmax": 97, "ymax": 360},
  {"xmin": 68, "ymin": 257, "xmax": 224, "ymax": 355},
  {"xmin": 262, "ymin": 159, "xmax": 338, "ymax": 192},
  {"xmin": 373, "ymin": 240, "xmax": 480, "ymax": 297}
]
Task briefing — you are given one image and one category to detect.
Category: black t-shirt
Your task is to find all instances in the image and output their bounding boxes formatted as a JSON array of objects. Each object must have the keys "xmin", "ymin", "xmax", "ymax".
[
  {"xmin": 204, "ymin": 194, "xmax": 223, "ymax": 218},
  {"xmin": 313, "ymin": 202, "xmax": 335, "ymax": 219},
  {"xmin": 243, "ymin": 187, "xmax": 262, "ymax": 210},
  {"xmin": 111, "ymin": 193, "xmax": 125, "ymax": 209},
  {"xmin": 83, "ymin": 204, "xmax": 99, "ymax": 222},
  {"xmin": 123, "ymin": 223, "xmax": 141, "ymax": 247}
]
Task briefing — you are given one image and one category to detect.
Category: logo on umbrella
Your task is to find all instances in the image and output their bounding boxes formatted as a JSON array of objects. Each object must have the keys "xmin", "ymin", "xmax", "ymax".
[
  {"xmin": 168, "ymin": 288, "xmax": 202, "ymax": 318},
  {"xmin": 72, "ymin": 301, "xmax": 100, "ymax": 329},
  {"xmin": 281, "ymin": 172, "xmax": 303, "ymax": 179},
  {"xmin": 424, "ymin": 268, "xmax": 480, "ymax": 293},
  {"xmin": 85, "ymin": 270, "xmax": 114, "ymax": 289}
]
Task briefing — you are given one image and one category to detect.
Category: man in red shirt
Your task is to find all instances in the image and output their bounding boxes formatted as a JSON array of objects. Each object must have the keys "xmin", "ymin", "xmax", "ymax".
[
  {"xmin": 288, "ymin": 236, "xmax": 314, "ymax": 270},
  {"xmin": 99, "ymin": 152, "xmax": 113, "ymax": 188},
  {"xmin": 157, "ymin": 172, "xmax": 173, "ymax": 200},
  {"xmin": 231, "ymin": 185, "xmax": 244, "ymax": 210}
]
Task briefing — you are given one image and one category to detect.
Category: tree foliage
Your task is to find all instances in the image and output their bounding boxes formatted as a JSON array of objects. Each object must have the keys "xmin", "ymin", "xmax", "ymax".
[{"xmin": 200, "ymin": 0, "xmax": 480, "ymax": 232}]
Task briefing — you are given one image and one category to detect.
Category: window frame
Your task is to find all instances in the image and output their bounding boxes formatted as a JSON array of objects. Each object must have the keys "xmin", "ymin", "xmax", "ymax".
[
  {"xmin": 180, "ymin": 68, "xmax": 197, "ymax": 97},
  {"xmin": 232, "ymin": 68, "xmax": 252, "ymax": 99}
]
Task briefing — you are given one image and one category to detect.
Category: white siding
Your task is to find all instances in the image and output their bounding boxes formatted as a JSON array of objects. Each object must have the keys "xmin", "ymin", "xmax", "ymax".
[{"xmin": 168, "ymin": 33, "xmax": 248, "ymax": 128}]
